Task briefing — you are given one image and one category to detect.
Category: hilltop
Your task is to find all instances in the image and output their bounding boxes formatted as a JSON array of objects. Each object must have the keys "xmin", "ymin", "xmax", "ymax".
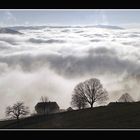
[{"xmin": 1, "ymin": 101, "xmax": 140, "ymax": 129}]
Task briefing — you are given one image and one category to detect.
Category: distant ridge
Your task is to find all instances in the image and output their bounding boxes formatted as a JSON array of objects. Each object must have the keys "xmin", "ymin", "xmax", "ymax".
[
  {"xmin": 7, "ymin": 25, "xmax": 124, "ymax": 30},
  {"xmin": 0, "ymin": 28, "xmax": 23, "ymax": 35},
  {"xmin": 93, "ymin": 25, "xmax": 124, "ymax": 30}
]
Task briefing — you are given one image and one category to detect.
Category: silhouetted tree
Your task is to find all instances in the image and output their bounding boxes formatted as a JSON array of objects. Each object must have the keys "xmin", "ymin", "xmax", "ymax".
[
  {"xmin": 6, "ymin": 102, "xmax": 29, "ymax": 120},
  {"xmin": 118, "ymin": 93, "xmax": 134, "ymax": 102},
  {"xmin": 71, "ymin": 88, "xmax": 88, "ymax": 109},
  {"xmin": 72, "ymin": 78, "xmax": 108, "ymax": 108}
]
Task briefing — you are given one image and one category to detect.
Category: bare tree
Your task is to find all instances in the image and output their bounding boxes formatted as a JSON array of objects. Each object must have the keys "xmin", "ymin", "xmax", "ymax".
[
  {"xmin": 71, "ymin": 91, "xmax": 88, "ymax": 109},
  {"xmin": 40, "ymin": 96, "xmax": 48, "ymax": 102},
  {"xmin": 72, "ymin": 78, "xmax": 108, "ymax": 108},
  {"xmin": 6, "ymin": 102, "xmax": 29, "ymax": 120}
]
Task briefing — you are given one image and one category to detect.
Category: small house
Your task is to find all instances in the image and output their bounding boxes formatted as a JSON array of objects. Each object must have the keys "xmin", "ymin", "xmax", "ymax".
[{"xmin": 35, "ymin": 101, "xmax": 60, "ymax": 115}]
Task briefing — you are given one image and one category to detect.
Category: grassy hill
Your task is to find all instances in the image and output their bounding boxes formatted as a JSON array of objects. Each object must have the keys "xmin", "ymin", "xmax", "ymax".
[{"xmin": 1, "ymin": 102, "xmax": 140, "ymax": 129}]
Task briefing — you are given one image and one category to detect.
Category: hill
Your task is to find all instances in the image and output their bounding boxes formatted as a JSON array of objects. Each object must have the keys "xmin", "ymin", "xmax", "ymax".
[
  {"xmin": 0, "ymin": 28, "xmax": 23, "ymax": 35},
  {"xmin": 1, "ymin": 102, "xmax": 140, "ymax": 129}
]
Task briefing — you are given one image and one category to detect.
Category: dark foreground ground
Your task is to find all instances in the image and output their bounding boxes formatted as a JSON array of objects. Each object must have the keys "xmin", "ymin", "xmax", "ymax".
[{"xmin": 1, "ymin": 102, "xmax": 140, "ymax": 129}]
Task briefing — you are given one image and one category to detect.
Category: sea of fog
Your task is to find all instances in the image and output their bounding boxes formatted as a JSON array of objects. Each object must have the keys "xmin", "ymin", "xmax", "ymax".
[{"xmin": 0, "ymin": 25, "xmax": 140, "ymax": 119}]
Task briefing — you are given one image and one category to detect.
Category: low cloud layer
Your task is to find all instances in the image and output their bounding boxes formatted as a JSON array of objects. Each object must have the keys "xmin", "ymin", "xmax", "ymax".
[{"xmin": 0, "ymin": 25, "xmax": 140, "ymax": 119}]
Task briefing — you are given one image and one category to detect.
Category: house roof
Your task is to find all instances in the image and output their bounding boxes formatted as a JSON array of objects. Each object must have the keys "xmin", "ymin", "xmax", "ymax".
[{"xmin": 35, "ymin": 101, "xmax": 59, "ymax": 110}]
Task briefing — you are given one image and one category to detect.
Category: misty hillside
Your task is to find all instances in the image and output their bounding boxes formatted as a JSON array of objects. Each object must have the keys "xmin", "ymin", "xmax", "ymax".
[
  {"xmin": 0, "ymin": 28, "xmax": 23, "ymax": 34},
  {"xmin": 1, "ymin": 102, "xmax": 140, "ymax": 129}
]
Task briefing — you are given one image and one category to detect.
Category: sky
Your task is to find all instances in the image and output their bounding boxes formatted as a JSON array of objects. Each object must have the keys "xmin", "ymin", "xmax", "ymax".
[
  {"xmin": 1, "ymin": 10, "xmax": 140, "ymax": 26},
  {"xmin": 1, "ymin": 10, "xmax": 140, "ymax": 119}
]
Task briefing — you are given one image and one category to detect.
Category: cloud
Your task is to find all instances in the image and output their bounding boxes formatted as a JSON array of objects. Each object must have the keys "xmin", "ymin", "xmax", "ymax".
[
  {"xmin": 44, "ymin": 50, "xmax": 140, "ymax": 78},
  {"xmin": 0, "ymin": 27, "xmax": 140, "ymax": 77},
  {"xmin": 0, "ymin": 41, "xmax": 13, "ymax": 50},
  {"xmin": 0, "ymin": 36, "xmax": 18, "ymax": 45},
  {"xmin": 90, "ymin": 39, "xmax": 101, "ymax": 42},
  {"xmin": 28, "ymin": 38, "xmax": 65, "ymax": 44},
  {"xmin": 0, "ymin": 45, "xmax": 138, "ymax": 78}
]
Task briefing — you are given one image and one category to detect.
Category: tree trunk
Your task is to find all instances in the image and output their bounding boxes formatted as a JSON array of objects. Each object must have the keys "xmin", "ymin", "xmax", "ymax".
[
  {"xmin": 17, "ymin": 116, "xmax": 19, "ymax": 120},
  {"xmin": 16, "ymin": 116, "xmax": 20, "ymax": 128},
  {"xmin": 90, "ymin": 103, "xmax": 94, "ymax": 108}
]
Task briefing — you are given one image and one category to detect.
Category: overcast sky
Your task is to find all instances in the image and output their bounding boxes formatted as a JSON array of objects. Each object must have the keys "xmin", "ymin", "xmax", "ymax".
[{"xmin": 1, "ymin": 10, "xmax": 140, "ymax": 26}]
